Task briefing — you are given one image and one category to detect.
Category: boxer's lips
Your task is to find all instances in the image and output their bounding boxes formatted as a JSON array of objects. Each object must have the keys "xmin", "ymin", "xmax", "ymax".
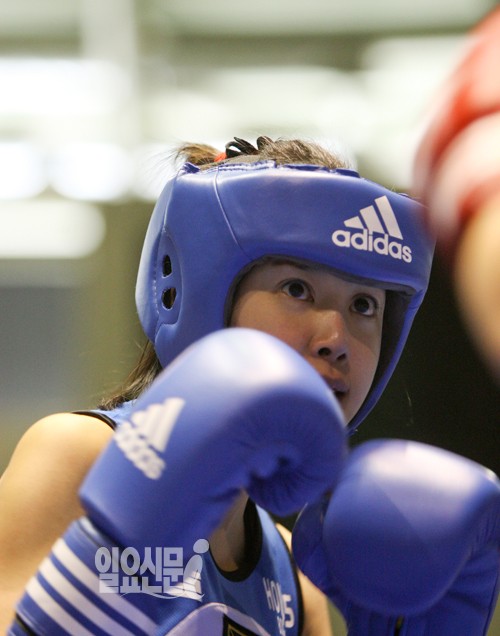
[{"xmin": 321, "ymin": 376, "xmax": 348, "ymax": 400}]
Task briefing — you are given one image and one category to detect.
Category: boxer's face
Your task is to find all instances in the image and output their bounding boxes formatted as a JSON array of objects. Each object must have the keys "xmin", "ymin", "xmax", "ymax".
[{"xmin": 230, "ymin": 259, "xmax": 385, "ymax": 424}]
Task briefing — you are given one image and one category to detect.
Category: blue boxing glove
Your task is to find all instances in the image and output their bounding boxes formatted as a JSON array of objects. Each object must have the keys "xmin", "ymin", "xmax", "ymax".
[
  {"xmin": 292, "ymin": 440, "xmax": 500, "ymax": 636},
  {"xmin": 11, "ymin": 328, "xmax": 346, "ymax": 635}
]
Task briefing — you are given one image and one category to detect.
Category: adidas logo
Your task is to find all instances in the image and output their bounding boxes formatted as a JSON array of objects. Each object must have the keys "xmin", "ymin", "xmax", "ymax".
[
  {"xmin": 331, "ymin": 195, "xmax": 412, "ymax": 263},
  {"xmin": 114, "ymin": 397, "xmax": 186, "ymax": 479}
]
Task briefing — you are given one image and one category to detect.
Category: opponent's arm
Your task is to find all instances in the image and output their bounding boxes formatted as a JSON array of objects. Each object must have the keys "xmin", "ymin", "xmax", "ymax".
[
  {"xmin": 0, "ymin": 414, "xmax": 113, "ymax": 633},
  {"xmin": 292, "ymin": 440, "xmax": 500, "ymax": 635},
  {"xmin": 10, "ymin": 328, "xmax": 347, "ymax": 635},
  {"xmin": 414, "ymin": 7, "xmax": 500, "ymax": 380},
  {"xmin": 453, "ymin": 192, "xmax": 500, "ymax": 380}
]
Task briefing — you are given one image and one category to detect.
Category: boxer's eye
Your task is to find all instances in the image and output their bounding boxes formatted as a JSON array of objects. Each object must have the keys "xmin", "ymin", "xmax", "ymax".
[
  {"xmin": 281, "ymin": 280, "xmax": 312, "ymax": 301},
  {"xmin": 351, "ymin": 295, "xmax": 379, "ymax": 317}
]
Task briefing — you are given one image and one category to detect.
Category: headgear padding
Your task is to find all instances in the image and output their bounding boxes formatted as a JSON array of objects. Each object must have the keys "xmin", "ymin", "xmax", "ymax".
[{"xmin": 136, "ymin": 162, "xmax": 434, "ymax": 430}]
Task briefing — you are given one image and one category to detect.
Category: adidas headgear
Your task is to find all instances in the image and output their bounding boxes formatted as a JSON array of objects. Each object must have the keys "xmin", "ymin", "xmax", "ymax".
[{"xmin": 136, "ymin": 161, "xmax": 434, "ymax": 431}]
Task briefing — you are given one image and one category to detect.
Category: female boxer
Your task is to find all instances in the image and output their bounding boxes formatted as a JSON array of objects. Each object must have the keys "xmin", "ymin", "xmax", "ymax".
[{"xmin": 1, "ymin": 137, "xmax": 433, "ymax": 635}]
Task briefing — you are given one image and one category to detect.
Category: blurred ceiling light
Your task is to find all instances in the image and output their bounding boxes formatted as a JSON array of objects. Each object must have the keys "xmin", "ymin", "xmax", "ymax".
[
  {"xmin": 361, "ymin": 36, "xmax": 466, "ymax": 76},
  {"xmin": 353, "ymin": 38, "xmax": 472, "ymax": 190},
  {"xmin": 354, "ymin": 36, "xmax": 470, "ymax": 158},
  {"xmin": 0, "ymin": 199, "xmax": 105, "ymax": 259},
  {"xmin": 147, "ymin": 66, "xmax": 364, "ymax": 141},
  {"xmin": 0, "ymin": 142, "xmax": 47, "ymax": 199},
  {"xmin": 145, "ymin": 89, "xmax": 237, "ymax": 140},
  {"xmin": 0, "ymin": 58, "xmax": 130, "ymax": 117},
  {"xmin": 49, "ymin": 143, "xmax": 133, "ymax": 201}
]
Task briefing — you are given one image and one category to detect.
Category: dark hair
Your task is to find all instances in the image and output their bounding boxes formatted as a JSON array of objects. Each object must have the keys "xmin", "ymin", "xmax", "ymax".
[
  {"xmin": 98, "ymin": 340, "xmax": 161, "ymax": 409},
  {"xmin": 98, "ymin": 136, "xmax": 350, "ymax": 410}
]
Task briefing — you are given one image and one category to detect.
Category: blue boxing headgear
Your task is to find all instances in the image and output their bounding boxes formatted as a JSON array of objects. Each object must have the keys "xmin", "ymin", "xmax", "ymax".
[{"xmin": 136, "ymin": 161, "xmax": 434, "ymax": 431}]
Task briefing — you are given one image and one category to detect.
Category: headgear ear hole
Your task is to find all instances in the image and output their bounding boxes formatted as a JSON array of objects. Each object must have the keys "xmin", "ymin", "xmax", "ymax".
[
  {"xmin": 162, "ymin": 255, "xmax": 173, "ymax": 277},
  {"xmin": 162, "ymin": 288, "xmax": 177, "ymax": 309}
]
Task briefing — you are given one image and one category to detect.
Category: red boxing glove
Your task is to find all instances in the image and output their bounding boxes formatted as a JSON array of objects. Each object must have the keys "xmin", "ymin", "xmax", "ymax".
[{"xmin": 414, "ymin": 7, "xmax": 500, "ymax": 254}]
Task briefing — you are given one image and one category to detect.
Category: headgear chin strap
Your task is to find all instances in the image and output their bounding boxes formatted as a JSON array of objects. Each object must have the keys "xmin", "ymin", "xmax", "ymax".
[{"xmin": 136, "ymin": 161, "xmax": 434, "ymax": 431}]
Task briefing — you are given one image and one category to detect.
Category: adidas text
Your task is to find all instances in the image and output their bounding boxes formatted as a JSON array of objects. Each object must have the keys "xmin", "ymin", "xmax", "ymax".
[
  {"xmin": 331, "ymin": 229, "xmax": 412, "ymax": 263},
  {"xmin": 114, "ymin": 397, "xmax": 186, "ymax": 479},
  {"xmin": 332, "ymin": 195, "xmax": 412, "ymax": 263}
]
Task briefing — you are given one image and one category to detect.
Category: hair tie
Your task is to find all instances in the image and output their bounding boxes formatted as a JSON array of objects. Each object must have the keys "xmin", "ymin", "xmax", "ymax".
[
  {"xmin": 214, "ymin": 152, "xmax": 227, "ymax": 162},
  {"xmin": 225, "ymin": 137, "xmax": 260, "ymax": 158}
]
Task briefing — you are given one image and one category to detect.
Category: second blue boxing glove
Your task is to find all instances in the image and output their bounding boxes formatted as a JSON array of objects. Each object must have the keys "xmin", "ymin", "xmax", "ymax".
[{"xmin": 292, "ymin": 439, "xmax": 500, "ymax": 635}]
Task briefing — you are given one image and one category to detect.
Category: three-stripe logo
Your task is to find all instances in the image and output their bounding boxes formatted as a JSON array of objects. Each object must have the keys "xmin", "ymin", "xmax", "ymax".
[
  {"xmin": 115, "ymin": 397, "xmax": 186, "ymax": 479},
  {"xmin": 332, "ymin": 195, "xmax": 412, "ymax": 263}
]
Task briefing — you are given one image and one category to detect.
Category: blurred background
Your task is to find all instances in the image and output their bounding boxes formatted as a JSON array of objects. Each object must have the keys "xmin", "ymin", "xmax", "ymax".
[{"xmin": 0, "ymin": 0, "xmax": 499, "ymax": 631}]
